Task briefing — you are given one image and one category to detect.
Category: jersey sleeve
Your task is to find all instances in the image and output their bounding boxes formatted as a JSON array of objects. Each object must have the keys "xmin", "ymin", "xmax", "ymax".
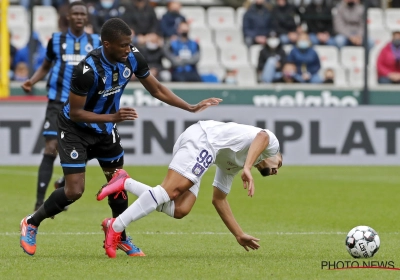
[
  {"xmin": 70, "ymin": 61, "xmax": 95, "ymax": 96},
  {"xmin": 212, "ymin": 167, "xmax": 237, "ymax": 195},
  {"xmin": 131, "ymin": 47, "xmax": 150, "ymax": 79},
  {"xmin": 45, "ymin": 37, "xmax": 56, "ymax": 61}
]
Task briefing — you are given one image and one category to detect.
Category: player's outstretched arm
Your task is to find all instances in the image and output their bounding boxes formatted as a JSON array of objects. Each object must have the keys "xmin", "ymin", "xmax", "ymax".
[
  {"xmin": 212, "ymin": 187, "xmax": 260, "ymax": 251},
  {"xmin": 241, "ymin": 131, "xmax": 270, "ymax": 197},
  {"xmin": 138, "ymin": 74, "xmax": 222, "ymax": 113},
  {"xmin": 21, "ymin": 60, "xmax": 52, "ymax": 93}
]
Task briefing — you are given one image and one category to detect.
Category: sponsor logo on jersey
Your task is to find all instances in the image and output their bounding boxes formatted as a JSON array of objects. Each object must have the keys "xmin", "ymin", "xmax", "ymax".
[
  {"xmin": 62, "ymin": 54, "xmax": 86, "ymax": 65},
  {"xmin": 83, "ymin": 64, "xmax": 91, "ymax": 74},
  {"xmin": 98, "ymin": 85, "xmax": 122, "ymax": 97}
]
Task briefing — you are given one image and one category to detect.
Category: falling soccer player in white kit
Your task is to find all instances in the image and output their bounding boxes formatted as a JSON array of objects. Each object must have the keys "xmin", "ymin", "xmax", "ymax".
[{"xmin": 96, "ymin": 120, "xmax": 283, "ymax": 258}]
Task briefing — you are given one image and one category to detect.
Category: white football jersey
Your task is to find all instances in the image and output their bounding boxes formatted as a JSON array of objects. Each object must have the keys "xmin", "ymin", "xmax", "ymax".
[{"xmin": 199, "ymin": 120, "xmax": 280, "ymax": 173}]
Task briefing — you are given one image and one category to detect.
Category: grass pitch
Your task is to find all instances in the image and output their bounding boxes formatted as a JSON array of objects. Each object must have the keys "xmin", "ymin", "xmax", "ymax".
[{"xmin": 1, "ymin": 165, "xmax": 400, "ymax": 279}]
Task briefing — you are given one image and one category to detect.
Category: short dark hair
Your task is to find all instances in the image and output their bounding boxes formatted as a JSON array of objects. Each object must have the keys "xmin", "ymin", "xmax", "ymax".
[
  {"xmin": 101, "ymin": 18, "xmax": 132, "ymax": 42},
  {"xmin": 69, "ymin": 1, "xmax": 87, "ymax": 10}
]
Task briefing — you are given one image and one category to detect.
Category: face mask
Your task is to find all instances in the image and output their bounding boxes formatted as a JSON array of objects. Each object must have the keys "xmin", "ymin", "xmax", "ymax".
[
  {"xmin": 393, "ymin": 39, "xmax": 400, "ymax": 47},
  {"xmin": 347, "ymin": 2, "xmax": 355, "ymax": 7},
  {"xmin": 283, "ymin": 71, "xmax": 295, "ymax": 78},
  {"xmin": 13, "ymin": 74, "xmax": 28, "ymax": 81},
  {"xmin": 297, "ymin": 40, "xmax": 310, "ymax": 49},
  {"xmin": 180, "ymin": 32, "xmax": 188, "ymax": 38},
  {"xmin": 267, "ymin": 38, "xmax": 280, "ymax": 49},
  {"xmin": 101, "ymin": 0, "xmax": 113, "ymax": 9},
  {"xmin": 170, "ymin": 10, "xmax": 179, "ymax": 15},
  {"xmin": 146, "ymin": 42, "xmax": 159, "ymax": 50},
  {"xmin": 225, "ymin": 76, "xmax": 236, "ymax": 84}
]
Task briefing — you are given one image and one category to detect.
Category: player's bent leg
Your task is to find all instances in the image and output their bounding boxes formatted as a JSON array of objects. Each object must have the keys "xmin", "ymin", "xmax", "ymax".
[
  {"xmin": 34, "ymin": 138, "xmax": 58, "ymax": 211},
  {"xmin": 172, "ymin": 190, "xmax": 197, "ymax": 219}
]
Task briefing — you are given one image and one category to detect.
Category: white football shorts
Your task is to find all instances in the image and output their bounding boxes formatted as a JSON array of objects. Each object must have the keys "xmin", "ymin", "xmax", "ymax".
[{"xmin": 169, "ymin": 123, "xmax": 215, "ymax": 197}]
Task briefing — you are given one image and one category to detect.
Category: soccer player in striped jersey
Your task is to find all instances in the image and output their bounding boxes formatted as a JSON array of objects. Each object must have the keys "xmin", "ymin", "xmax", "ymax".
[
  {"xmin": 20, "ymin": 18, "xmax": 222, "ymax": 257},
  {"xmin": 21, "ymin": 1, "xmax": 100, "ymax": 212}
]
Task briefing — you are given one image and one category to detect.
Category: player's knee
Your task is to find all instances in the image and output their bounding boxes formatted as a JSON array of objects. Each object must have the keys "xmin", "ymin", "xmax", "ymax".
[
  {"xmin": 173, "ymin": 207, "xmax": 189, "ymax": 219},
  {"xmin": 64, "ymin": 182, "xmax": 85, "ymax": 200},
  {"xmin": 168, "ymin": 189, "xmax": 184, "ymax": 201},
  {"xmin": 44, "ymin": 140, "xmax": 58, "ymax": 156}
]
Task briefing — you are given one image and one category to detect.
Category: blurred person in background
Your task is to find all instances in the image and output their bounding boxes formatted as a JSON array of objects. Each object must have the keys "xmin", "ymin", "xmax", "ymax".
[
  {"xmin": 300, "ymin": 0, "xmax": 336, "ymax": 46},
  {"xmin": 13, "ymin": 62, "xmax": 30, "ymax": 82},
  {"xmin": 273, "ymin": 62, "xmax": 299, "ymax": 83},
  {"xmin": 287, "ymin": 32, "xmax": 322, "ymax": 83},
  {"xmin": 20, "ymin": 1, "xmax": 101, "ymax": 212},
  {"xmin": 20, "ymin": 0, "xmax": 52, "ymax": 9},
  {"xmin": 12, "ymin": 32, "xmax": 46, "ymax": 75},
  {"xmin": 323, "ymin": 68, "xmax": 335, "ymax": 83},
  {"xmin": 164, "ymin": 22, "xmax": 202, "ymax": 82},
  {"xmin": 271, "ymin": 0, "xmax": 298, "ymax": 45},
  {"xmin": 222, "ymin": 69, "xmax": 238, "ymax": 84},
  {"xmin": 138, "ymin": 33, "xmax": 171, "ymax": 81},
  {"xmin": 377, "ymin": 31, "xmax": 400, "ymax": 84},
  {"xmin": 160, "ymin": 1, "xmax": 186, "ymax": 39},
  {"xmin": 257, "ymin": 32, "xmax": 287, "ymax": 83},
  {"xmin": 88, "ymin": 0, "xmax": 129, "ymax": 34},
  {"xmin": 9, "ymin": 32, "xmax": 17, "ymax": 79},
  {"xmin": 242, "ymin": 0, "xmax": 273, "ymax": 47},
  {"xmin": 333, "ymin": 0, "xmax": 373, "ymax": 49},
  {"xmin": 124, "ymin": 0, "xmax": 159, "ymax": 42}
]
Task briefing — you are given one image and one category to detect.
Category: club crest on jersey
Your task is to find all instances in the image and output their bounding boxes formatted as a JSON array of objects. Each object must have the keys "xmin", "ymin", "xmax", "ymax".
[
  {"xmin": 192, "ymin": 163, "xmax": 205, "ymax": 177},
  {"xmin": 123, "ymin": 67, "xmax": 131, "ymax": 78},
  {"xmin": 43, "ymin": 121, "xmax": 50, "ymax": 129},
  {"xmin": 70, "ymin": 149, "xmax": 79, "ymax": 159},
  {"xmin": 85, "ymin": 43, "xmax": 93, "ymax": 52}
]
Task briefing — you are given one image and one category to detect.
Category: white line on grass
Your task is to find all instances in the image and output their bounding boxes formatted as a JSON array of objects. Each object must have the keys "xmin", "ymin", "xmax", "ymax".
[{"xmin": 0, "ymin": 231, "xmax": 382, "ymax": 236}]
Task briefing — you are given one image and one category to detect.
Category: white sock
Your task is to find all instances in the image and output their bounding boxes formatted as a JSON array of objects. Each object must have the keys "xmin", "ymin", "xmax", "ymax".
[
  {"xmin": 156, "ymin": 201, "xmax": 175, "ymax": 217},
  {"xmin": 124, "ymin": 178, "xmax": 152, "ymax": 197},
  {"xmin": 112, "ymin": 185, "xmax": 170, "ymax": 232}
]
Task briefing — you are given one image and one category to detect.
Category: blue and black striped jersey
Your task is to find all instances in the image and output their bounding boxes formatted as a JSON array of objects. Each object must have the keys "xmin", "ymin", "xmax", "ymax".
[
  {"xmin": 46, "ymin": 29, "xmax": 101, "ymax": 102},
  {"xmin": 63, "ymin": 46, "xmax": 150, "ymax": 134}
]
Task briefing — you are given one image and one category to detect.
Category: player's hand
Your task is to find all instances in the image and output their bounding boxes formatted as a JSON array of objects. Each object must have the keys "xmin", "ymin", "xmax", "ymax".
[
  {"xmin": 191, "ymin": 98, "xmax": 222, "ymax": 113},
  {"xmin": 21, "ymin": 80, "xmax": 33, "ymax": 93},
  {"xmin": 241, "ymin": 168, "xmax": 255, "ymax": 197},
  {"xmin": 113, "ymin": 107, "xmax": 138, "ymax": 123},
  {"xmin": 236, "ymin": 233, "xmax": 260, "ymax": 251}
]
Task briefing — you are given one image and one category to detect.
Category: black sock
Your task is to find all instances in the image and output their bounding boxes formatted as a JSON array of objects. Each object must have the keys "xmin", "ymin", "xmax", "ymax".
[
  {"xmin": 28, "ymin": 187, "xmax": 74, "ymax": 227},
  {"xmin": 36, "ymin": 154, "xmax": 56, "ymax": 203},
  {"xmin": 108, "ymin": 191, "xmax": 128, "ymax": 240}
]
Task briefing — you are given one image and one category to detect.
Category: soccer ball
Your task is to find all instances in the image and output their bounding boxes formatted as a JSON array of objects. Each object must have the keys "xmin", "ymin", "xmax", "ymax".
[{"xmin": 345, "ymin": 226, "xmax": 380, "ymax": 258}]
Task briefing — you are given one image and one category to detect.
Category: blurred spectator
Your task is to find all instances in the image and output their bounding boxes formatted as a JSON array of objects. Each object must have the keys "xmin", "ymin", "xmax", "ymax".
[
  {"xmin": 88, "ymin": 0, "xmax": 129, "ymax": 34},
  {"xmin": 271, "ymin": 0, "xmax": 298, "ymax": 45},
  {"xmin": 9, "ymin": 36, "xmax": 17, "ymax": 79},
  {"xmin": 59, "ymin": 0, "xmax": 95, "ymax": 33},
  {"xmin": 287, "ymin": 32, "xmax": 322, "ymax": 83},
  {"xmin": 160, "ymin": 1, "xmax": 186, "ymax": 39},
  {"xmin": 137, "ymin": 33, "xmax": 171, "ymax": 81},
  {"xmin": 243, "ymin": 0, "xmax": 273, "ymax": 47},
  {"xmin": 124, "ymin": 0, "xmax": 159, "ymax": 38},
  {"xmin": 273, "ymin": 62, "xmax": 298, "ymax": 83},
  {"xmin": 13, "ymin": 62, "xmax": 30, "ymax": 82},
  {"xmin": 12, "ymin": 32, "xmax": 46, "ymax": 74},
  {"xmin": 333, "ymin": 0, "xmax": 373, "ymax": 49},
  {"xmin": 257, "ymin": 33, "xmax": 287, "ymax": 83},
  {"xmin": 20, "ymin": 0, "xmax": 52, "ymax": 9},
  {"xmin": 223, "ymin": 69, "xmax": 238, "ymax": 84},
  {"xmin": 377, "ymin": 31, "xmax": 400, "ymax": 84},
  {"xmin": 301, "ymin": 0, "xmax": 336, "ymax": 46},
  {"xmin": 323, "ymin": 68, "xmax": 335, "ymax": 83},
  {"xmin": 164, "ymin": 22, "xmax": 201, "ymax": 82}
]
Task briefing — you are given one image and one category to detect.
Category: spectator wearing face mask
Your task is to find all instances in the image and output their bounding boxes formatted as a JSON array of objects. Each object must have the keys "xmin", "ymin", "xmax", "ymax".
[
  {"xmin": 223, "ymin": 69, "xmax": 238, "ymax": 84},
  {"xmin": 270, "ymin": 0, "xmax": 298, "ymax": 45},
  {"xmin": 257, "ymin": 33, "xmax": 287, "ymax": 83},
  {"xmin": 242, "ymin": 0, "xmax": 273, "ymax": 47},
  {"xmin": 301, "ymin": 0, "xmax": 336, "ymax": 46},
  {"xmin": 273, "ymin": 62, "xmax": 298, "ymax": 83},
  {"xmin": 160, "ymin": 1, "xmax": 186, "ymax": 39},
  {"xmin": 333, "ymin": 0, "xmax": 373, "ymax": 49},
  {"xmin": 287, "ymin": 32, "xmax": 322, "ymax": 83},
  {"xmin": 88, "ymin": 0, "xmax": 129, "ymax": 34},
  {"xmin": 377, "ymin": 31, "xmax": 400, "ymax": 84},
  {"xmin": 164, "ymin": 21, "xmax": 202, "ymax": 82}
]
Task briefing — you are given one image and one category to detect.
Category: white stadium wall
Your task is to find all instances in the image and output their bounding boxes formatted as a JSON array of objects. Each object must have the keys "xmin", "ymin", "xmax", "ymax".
[{"xmin": 1, "ymin": 103, "xmax": 400, "ymax": 165}]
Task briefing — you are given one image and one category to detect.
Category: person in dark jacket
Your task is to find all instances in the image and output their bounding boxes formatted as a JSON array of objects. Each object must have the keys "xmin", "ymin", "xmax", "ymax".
[
  {"xmin": 124, "ymin": 0, "xmax": 159, "ymax": 36},
  {"xmin": 287, "ymin": 32, "xmax": 322, "ymax": 83},
  {"xmin": 160, "ymin": 1, "xmax": 186, "ymax": 39},
  {"xmin": 271, "ymin": 0, "xmax": 298, "ymax": 45},
  {"xmin": 301, "ymin": 0, "xmax": 336, "ymax": 46},
  {"xmin": 242, "ymin": 0, "xmax": 273, "ymax": 47},
  {"xmin": 257, "ymin": 33, "xmax": 287, "ymax": 83},
  {"xmin": 88, "ymin": 0, "xmax": 129, "ymax": 34}
]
